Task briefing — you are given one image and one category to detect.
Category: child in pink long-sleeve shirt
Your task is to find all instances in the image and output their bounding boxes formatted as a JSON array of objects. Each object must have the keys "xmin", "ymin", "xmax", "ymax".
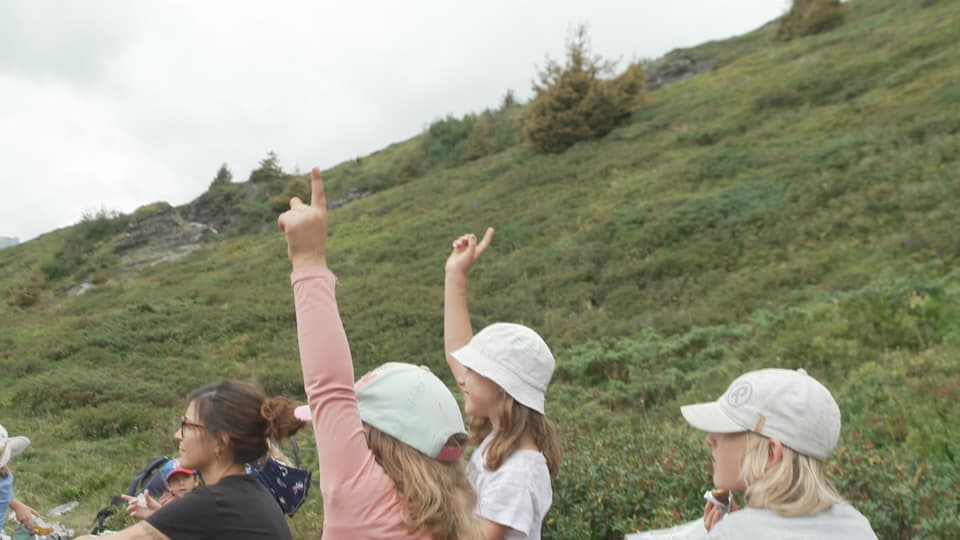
[{"xmin": 279, "ymin": 167, "xmax": 483, "ymax": 540}]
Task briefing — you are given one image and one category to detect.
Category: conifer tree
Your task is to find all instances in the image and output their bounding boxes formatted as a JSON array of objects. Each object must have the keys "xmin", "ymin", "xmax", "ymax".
[{"xmin": 524, "ymin": 25, "xmax": 644, "ymax": 153}]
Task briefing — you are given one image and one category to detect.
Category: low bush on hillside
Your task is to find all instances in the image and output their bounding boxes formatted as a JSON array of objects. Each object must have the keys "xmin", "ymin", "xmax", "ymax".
[
  {"xmin": 423, "ymin": 114, "xmax": 476, "ymax": 165},
  {"xmin": 777, "ymin": 0, "xmax": 851, "ymax": 41},
  {"xmin": 40, "ymin": 208, "xmax": 128, "ymax": 281},
  {"xmin": 6, "ymin": 267, "xmax": 44, "ymax": 309},
  {"xmin": 270, "ymin": 176, "xmax": 311, "ymax": 214}
]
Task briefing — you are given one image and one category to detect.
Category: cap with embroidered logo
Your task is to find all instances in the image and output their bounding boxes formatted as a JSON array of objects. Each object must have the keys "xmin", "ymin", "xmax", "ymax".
[{"xmin": 680, "ymin": 368, "xmax": 841, "ymax": 460}]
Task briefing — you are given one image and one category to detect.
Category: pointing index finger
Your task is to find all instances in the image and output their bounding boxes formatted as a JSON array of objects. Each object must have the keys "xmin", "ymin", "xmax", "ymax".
[
  {"xmin": 310, "ymin": 167, "xmax": 326, "ymax": 209},
  {"xmin": 475, "ymin": 227, "xmax": 495, "ymax": 257}
]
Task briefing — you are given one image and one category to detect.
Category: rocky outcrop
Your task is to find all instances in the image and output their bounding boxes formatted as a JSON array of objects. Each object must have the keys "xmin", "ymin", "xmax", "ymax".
[
  {"xmin": 113, "ymin": 202, "xmax": 218, "ymax": 269},
  {"xmin": 645, "ymin": 50, "xmax": 715, "ymax": 91},
  {"xmin": 330, "ymin": 188, "xmax": 371, "ymax": 210}
]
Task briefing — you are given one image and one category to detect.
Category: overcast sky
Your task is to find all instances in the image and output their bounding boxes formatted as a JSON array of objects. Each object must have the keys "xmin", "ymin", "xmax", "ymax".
[{"xmin": 0, "ymin": 1, "xmax": 788, "ymax": 242}]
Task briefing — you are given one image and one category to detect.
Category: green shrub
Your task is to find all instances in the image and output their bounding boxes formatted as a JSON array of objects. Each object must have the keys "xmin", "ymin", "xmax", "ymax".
[
  {"xmin": 270, "ymin": 176, "xmax": 311, "ymax": 213},
  {"xmin": 40, "ymin": 208, "xmax": 128, "ymax": 281},
  {"xmin": 394, "ymin": 145, "xmax": 428, "ymax": 180},
  {"xmin": 524, "ymin": 25, "xmax": 644, "ymax": 153},
  {"xmin": 546, "ymin": 427, "xmax": 708, "ymax": 539},
  {"xmin": 6, "ymin": 267, "xmax": 44, "ymax": 309},
  {"xmin": 777, "ymin": 0, "xmax": 850, "ymax": 42},
  {"xmin": 461, "ymin": 111, "xmax": 497, "ymax": 162},
  {"xmin": 69, "ymin": 403, "xmax": 167, "ymax": 439},
  {"xmin": 423, "ymin": 115, "xmax": 476, "ymax": 165},
  {"xmin": 833, "ymin": 432, "xmax": 960, "ymax": 538},
  {"xmin": 237, "ymin": 199, "xmax": 275, "ymax": 233},
  {"xmin": 248, "ymin": 151, "xmax": 285, "ymax": 183},
  {"xmin": 14, "ymin": 368, "xmax": 178, "ymax": 414}
]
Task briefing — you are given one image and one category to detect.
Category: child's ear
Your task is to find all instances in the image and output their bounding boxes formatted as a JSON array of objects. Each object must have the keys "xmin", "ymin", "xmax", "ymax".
[{"xmin": 767, "ymin": 438, "xmax": 784, "ymax": 467}]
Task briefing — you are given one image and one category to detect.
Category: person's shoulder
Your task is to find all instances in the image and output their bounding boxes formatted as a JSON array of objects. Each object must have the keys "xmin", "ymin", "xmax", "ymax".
[
  {"xmin": 710, "ymin": 508, "xmax": 789, "ymax": 528},
  {"xmin": 711, "ymin": 505, "xmax": 877, "ymax": 540},
  {"xmin": 502, "ymin": 447, "xmax": 549, "ymax": 474},
  {"xmin": 482, "ymin": 448, "xmax": 550, "ymax": 489},
  {"xmin": 829, "ymin": 503, "xmax": 870, "ymax": 519},
  {"xmin": 216, "ymin": 473, "xmax": 268, "ymax": 494},
  {"xmin": 717, "ymin": 506, "xmax": 776, "ymax": 524},
  {"xmin": 825, "ymin": 504, "xmax": 878, "ymax": 536},
  {"xmin": 709, "ymin": 507, "xmax": 781, "ymax": 537}
]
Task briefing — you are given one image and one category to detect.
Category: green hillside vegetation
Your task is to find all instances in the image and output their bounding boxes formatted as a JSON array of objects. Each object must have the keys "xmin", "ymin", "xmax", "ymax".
[{"xmin": 2, "ymin": 0, "xmax": 959, "ymax": 538}]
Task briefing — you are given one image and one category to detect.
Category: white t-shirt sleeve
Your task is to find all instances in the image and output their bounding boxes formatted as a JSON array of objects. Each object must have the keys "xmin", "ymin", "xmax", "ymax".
[{"xmin": 477, "ymin": 476, "xmax": 538, "ymax": 537}]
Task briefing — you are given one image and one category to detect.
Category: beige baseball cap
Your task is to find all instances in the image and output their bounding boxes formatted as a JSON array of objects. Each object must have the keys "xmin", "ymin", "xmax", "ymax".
[{"xmin": 681, "ymin": 368, "xmax": 841, "ymax": 460}]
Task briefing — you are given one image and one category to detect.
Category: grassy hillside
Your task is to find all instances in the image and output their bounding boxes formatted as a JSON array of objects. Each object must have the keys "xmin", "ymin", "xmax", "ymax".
[{"xmin": 2, "ymin": 0, "xmax": 959, "ymax": 538}]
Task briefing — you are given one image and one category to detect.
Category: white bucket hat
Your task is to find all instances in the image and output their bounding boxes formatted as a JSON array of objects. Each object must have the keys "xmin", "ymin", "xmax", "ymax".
[
  {"xmin": 0, "ymin": 424, "xmax": 31, "ymax": 469},
  {"xmin": 680, "ymin": 368, "xmax": 841, "ymax": 460},
  {"xmin": 451, "ymin": 322, "xmax": 555, "ymax": 414}
]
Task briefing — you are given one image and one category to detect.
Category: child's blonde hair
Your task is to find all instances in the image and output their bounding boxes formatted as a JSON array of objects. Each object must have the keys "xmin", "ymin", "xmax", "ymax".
[
  {"xmin": 740, "ymin": 431, "xmax": 845, "ymax": 517},
  {"xmin": 366, "ymin": 425, "xmax": 483, "ymax": 540},
  {"xmin": 468, "ymin": 394, "xmax": 561, "ymax": 477}
]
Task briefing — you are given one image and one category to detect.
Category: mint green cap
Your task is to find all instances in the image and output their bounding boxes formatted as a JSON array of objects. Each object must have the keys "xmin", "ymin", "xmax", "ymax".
[{"xmin": 356, "ymin": 362, "xmax": 466, "ymax": 461}]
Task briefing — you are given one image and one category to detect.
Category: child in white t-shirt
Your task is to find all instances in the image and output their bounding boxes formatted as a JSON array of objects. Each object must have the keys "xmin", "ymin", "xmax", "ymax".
[
  {"xmin": 444, "ymin": 228, "xmax": 561, "ymax": 540},
  {"xmin": 681, "ymin": 368, "xmax": 877, "ymax": 539}
]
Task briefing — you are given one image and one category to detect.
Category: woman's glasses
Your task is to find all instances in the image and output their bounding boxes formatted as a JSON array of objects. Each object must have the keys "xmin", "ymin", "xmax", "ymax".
[{"xmin": 179, "ymin": 417, "xmax": 206, "ymax": 433}]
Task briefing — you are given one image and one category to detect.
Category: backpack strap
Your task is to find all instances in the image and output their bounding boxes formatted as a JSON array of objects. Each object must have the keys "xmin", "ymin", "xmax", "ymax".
[{"xmin": 127, "ymin": 456, "xmax": 170, "ymax": 497}]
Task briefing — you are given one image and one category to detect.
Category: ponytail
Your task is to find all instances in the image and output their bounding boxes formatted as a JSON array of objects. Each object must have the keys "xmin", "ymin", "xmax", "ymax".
[
  {"xmin": 261, "ymin": 395, "xmax": 306, "ymax": 442},
  {"xmin": 187, "ymin": 381, "xmax": 307, "ymax": 465}
]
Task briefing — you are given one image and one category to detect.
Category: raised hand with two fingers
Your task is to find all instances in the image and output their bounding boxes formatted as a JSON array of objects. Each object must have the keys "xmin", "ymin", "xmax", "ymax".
[{"xmin": 445, "ymin": 227, "xmax": 494, "ymax": 277}]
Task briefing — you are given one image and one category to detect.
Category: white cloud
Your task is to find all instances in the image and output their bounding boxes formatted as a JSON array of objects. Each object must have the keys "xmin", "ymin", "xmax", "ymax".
[{"xmin": 0, "ymin": 0, "xmax": 787, "ymax": 241}]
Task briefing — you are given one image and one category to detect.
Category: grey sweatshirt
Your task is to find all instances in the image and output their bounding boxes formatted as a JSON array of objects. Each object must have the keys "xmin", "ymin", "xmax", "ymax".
[{"xmin": 708, "ymin": 504, "xmax": 877, "ymax": 540}]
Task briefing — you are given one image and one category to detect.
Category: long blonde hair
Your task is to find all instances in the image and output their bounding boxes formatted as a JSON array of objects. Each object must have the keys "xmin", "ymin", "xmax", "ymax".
[
  {"xmin": 740, "ymin": 432, "xmax": 845, "ymax": 517},
  {"xmin": 366, "ymin": 425, "xmax": 483, "ymax": 540},
  {"xmin": 468, "ymin": 395, "xmax": 561, "ymax": 476}
]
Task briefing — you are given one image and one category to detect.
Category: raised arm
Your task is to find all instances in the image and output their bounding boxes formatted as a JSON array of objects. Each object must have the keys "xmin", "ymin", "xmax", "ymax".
[
  {"xmin": 443, "ymin": 227, "xmax": 494, "ymax": 386},
  {"xmin": 280, "ymin": 169, "xmax": 372, "ymax": 495}
]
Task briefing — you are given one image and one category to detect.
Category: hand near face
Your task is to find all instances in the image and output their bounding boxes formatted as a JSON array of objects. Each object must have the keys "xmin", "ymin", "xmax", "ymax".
[{"xmin": 703, "ymin": 496, "xmax": 738, "ymax": 531}]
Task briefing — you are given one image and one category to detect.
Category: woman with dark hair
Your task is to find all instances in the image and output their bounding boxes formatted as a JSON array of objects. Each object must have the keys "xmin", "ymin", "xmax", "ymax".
[{"xmin": 75, "ymin": 380, "xmax": 306, "ymax": 540}]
